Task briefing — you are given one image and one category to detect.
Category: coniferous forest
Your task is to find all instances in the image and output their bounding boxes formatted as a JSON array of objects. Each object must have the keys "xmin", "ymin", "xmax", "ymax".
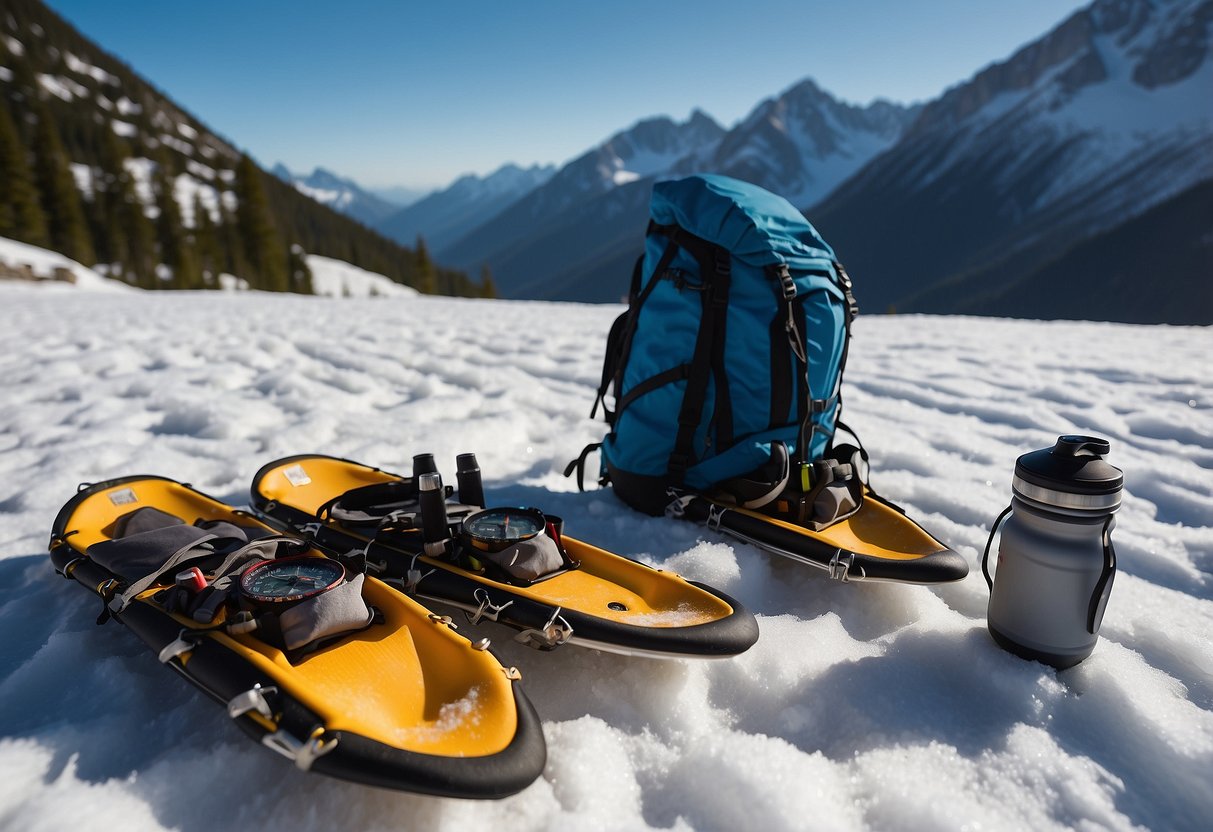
[{"xmin": 0, "ymin": 0, "xmax": 487, "ymax": 297}]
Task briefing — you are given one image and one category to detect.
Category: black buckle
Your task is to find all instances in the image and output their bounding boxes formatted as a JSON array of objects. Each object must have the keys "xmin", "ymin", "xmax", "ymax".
[
  {"xmin": 713, "ymin": 251, "xmax": 730, "ymax": 277},
  {"xmin": 779, "ymin": 265, "xmax": 796, "ymax": 301},
  {"xmin": 664, "ymin": 268, "xmax": 705, "ymax": 291},
  {"xmin": 834, "ymin": 262, "xmax": 859, "ymax": 316},
  {"xmin": 768, "ymin": 263, "xmax": 797, "ymax": 301}
]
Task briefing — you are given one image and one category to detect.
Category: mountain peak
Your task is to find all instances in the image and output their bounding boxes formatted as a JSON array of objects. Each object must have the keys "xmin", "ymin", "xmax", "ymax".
[
  {"xmin": 913, "ymin": 0, "xmax": 1211, "ymax": 132},
  {"xmin": 693, "ymin": 76, "xmax": 917, "ymax": 207}
]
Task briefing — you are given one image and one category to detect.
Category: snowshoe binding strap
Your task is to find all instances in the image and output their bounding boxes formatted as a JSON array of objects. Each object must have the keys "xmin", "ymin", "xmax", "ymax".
[
  {"xmin": 711, "ymin": 441, "xmax": 791, "ymax": 510},
  {"xmin": 319, "ymin": 479, "xmax": 421, "ymax": 525},
  {"xmin": 764, "ymin": 448, "xmax": 865, "ymax": 531}
]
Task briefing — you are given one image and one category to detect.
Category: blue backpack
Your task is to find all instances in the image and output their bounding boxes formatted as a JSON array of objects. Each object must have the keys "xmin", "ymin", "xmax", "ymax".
[{"xmin": 568, "ymin": 174, "xmax": 860, "ymax": 517}]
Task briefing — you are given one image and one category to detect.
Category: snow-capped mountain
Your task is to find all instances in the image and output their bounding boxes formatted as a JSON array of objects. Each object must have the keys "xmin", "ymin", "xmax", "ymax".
[
  {"xmin": 437, "ymin": 112, "xmax": 725, "ymax": 277},
  {"xmin": 542, "ymin": 109, "xmax": 726, "ymax": 199},
  {"xmin": 377, "ymin": 162, "xmax": 556, "ymax": 252},
  {"xmin": 437, "ymin": 0, "xmax": 1209, "ymax": 319},
  {"xmin": 679, "ymin": 79, "xmax": 918, "ymax": 209},
  {"xmin": 809, "ymin": 0, "xmax": 1213, "ymax": 319},
  {"xmin": 272, "ymin": 164, "xmax": 399, "ymax": 227},
  {"xmin": 438, "ymin": 93, "xmax": 918, "ymax": 302}
]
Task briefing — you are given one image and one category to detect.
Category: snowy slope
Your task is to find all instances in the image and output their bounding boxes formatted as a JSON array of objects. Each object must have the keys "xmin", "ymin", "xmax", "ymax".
[
  {"xmin": 0, "ymin": 288, "xmax": 1209, "ymax": 831},
  {"xmin": 0, "ymin": 236, "xmax": 132, "ymax": 292},
  {"xmin": 810, "ymin": 0, "xmax": 1213, "ymax": 317},
  {"xmin": 305, "ymin": 254, "xmax": 419, "ymax": 298},
  {"xmin": 1, "ymin": 236, "xmax": 413, "ymax": 300}
]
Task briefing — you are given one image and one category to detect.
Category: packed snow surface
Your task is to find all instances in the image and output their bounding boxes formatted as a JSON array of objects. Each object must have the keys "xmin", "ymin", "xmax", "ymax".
[{"xmin": 0, "ymin": 285, "xmax": 1209, "ymax": 832}]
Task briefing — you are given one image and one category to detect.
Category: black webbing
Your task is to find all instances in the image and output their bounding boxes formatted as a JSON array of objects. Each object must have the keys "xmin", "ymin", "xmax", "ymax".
[
  {"xmin": 611, "ymin": 239, "xmax": 681, "ymax": 415},
  {"xmin": 769, "ymin": 306, "xmax": 792, "ymax": 428},
  {"xmin": 590, "ymin": 310, "xmax": 629, "ymax": 423},
  {"xmin": 562, "ymin": 442, "xmax": 602, "ymax": 492},
  {"xmin": 791, "ymin": 299, "xmax": 813, "ymax": 466},
  {"xmin": 709, "ymin": 250, "xmax": 733, "ymax": 450},
  {"xmin": 317, "ymin": 479, "xmax": 417, "ymax": 521},
  {"xmin": 668, "ymin": 245, "xmax": 730, "ymax": 480},
  {"xmin": 628, "ymin": 251, "xmax": 644, "ymax": 302},
  {"xmin": 616, "ymin": 363, "xmax": 691, "ymax": 418}
]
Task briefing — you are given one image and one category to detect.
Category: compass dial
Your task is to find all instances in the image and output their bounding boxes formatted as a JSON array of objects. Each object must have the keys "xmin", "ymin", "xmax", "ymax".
[
  {"xmin": 461, "ymin": 508, "xmax": 546, "ymax": 550},
  {"xmin": 240, "ymin": 557, "xmax": 345, "ymax": 605}
]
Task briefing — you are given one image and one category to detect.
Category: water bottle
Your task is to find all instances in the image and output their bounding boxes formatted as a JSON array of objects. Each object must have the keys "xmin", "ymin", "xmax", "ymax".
[{"xmin": 982, "ymin": 435, "xmax": 1122, "ymax": 669}]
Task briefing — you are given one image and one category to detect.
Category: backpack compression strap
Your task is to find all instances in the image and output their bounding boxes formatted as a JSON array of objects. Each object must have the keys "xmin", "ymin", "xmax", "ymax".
[{"xmin": 646, "ymin": 224, "xmax": 733, "ymax": 481}]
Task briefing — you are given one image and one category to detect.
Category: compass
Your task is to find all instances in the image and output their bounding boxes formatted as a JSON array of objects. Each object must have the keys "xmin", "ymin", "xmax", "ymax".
[
  {"xmin": 239, "ymin": 556, "xmax": 346, "ymax": 606},
  {"xmin": 460, "ymin": 507, "xmax": 547, "ymax": 553}
]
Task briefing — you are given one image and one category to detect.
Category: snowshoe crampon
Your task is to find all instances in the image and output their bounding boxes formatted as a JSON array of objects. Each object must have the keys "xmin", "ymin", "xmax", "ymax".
[
  {"xmin": 251, "ymin": 454, "xmax": 759, "ymax": 659},
  {"xmin": 49, "ymin": 476, "xmax": 546, "ymax": 798}
]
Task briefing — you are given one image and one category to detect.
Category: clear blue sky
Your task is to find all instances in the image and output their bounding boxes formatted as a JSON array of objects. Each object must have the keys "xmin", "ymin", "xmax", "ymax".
[{"xmin": 46, "ymin": 0, "xmax": 1089, "ymax": 190}]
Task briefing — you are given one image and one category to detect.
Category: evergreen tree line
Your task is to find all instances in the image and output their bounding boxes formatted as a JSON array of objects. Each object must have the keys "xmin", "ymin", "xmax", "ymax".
[
  {"xmin": 1, "ymin": 0, "xmax": 492, "ymax": 297},
  {"xmin": 1, "ymin": 80, "xmax": 309, "ymax": 291}
]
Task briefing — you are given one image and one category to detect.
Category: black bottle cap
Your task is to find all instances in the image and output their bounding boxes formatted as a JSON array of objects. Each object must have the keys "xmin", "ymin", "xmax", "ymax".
[{"xmin": 1014, "ymin": 435, "xmax": 1123, "ymax": 499}]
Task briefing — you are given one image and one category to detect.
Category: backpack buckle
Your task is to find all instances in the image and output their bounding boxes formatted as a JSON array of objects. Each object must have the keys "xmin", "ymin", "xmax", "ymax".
[
  {"xmin": 774, "ymin": 264, "xmax": 797, "ymax": 301},
  {"xmin": 665, "ymin": 268, "xmax": 704, "ymax": 291},
  {"xmin": 713, "ymin": 251, "xmax": 730, "ymax": 277},
  {"xmin": 835, "ymin": 262, "xmax": 859, "ymax": 316}
]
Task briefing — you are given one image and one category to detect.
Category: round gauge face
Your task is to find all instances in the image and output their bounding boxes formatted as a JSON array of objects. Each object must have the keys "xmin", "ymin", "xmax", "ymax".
[
  {"xmin": 239, "ymin": 557, "xmax": 345, "ymax": 604},
  {"xmin": 461, "ymin": 508, "xmax": 545, "ymax": 548}
]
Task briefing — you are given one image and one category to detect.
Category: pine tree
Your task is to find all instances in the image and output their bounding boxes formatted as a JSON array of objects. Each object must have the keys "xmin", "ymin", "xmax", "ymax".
[
  {"xmin": 125, "ymin": 181, "xmax": 160, "ymax": 289},
  {"xmin": 91, "ymin": 131, "xmax": 127, "ymax": 273},
  {"xmin": 31, "ymin": 103, "xmax": 95, "ymax": 265},
  {"xmin": 478, "ymin": 264, "xmax": 498, "ymax": 299},
  {"xmin": 413, "ymin": 235, "xmax": 437, "ymax": 295},
  {"xmin": 287, "ymin": 243, "xmax": 313, "ymax": 294},
  {"xmin": 96, "ymin": 131, "xmax": 156, "ymax": 287},
  {"xmin": 152, "ymin": 152, "xmax": 201, "ymax": 289},
  {"xmin": 0, "ymin": 96, "xmax": 49, "ymax": 246},
  {"xmin": 233, "ymin": 154, "xmax": 288, "ymax": 291},
  {"xmin": 218, "ymin": 202, "xmax": 248, "ymax": 283},
  {"xmin": 192, "ymin": 194, "xmax": 222, "ymax": 288}
]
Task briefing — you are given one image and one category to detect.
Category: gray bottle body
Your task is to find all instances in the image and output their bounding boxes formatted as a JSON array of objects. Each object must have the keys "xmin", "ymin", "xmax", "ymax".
[
  {"xmin": 987, "ymin": 497, "xmax": 1115, "ymax": 667},
  {"xmin": 983, "ymin": 435, "xmax": 1121, "ymax": 669}
]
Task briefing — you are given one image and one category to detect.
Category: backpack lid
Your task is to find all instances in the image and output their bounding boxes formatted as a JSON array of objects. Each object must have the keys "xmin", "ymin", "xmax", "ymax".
[{"xmin": 651, "ymin": 174, "xmax": 836, "ymax": 268}]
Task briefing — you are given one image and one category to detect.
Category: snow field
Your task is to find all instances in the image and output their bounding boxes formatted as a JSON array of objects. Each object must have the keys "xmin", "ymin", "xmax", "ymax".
[{"xmin": 0, "ymin": 284, "xmax": 1209, "ymax": 831}]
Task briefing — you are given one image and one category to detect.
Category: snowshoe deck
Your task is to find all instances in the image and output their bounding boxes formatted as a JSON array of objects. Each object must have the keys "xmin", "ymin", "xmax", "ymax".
[
  {"xmin": 251, "ymin": 454, "xmax": 759, "ymax": 659},
  {"xmin": 49, "ymin": 476, "xmax": 546, "ymax": 798},
  {"xmin": 676, "ymin": 492, "xmax": 968, "ymax": 584}
]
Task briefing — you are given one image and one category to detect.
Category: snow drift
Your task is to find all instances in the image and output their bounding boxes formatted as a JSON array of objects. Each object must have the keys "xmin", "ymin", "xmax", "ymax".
[{"xmin": 0, "ymin": 284, "xmax": 1209, "ymax": 831}]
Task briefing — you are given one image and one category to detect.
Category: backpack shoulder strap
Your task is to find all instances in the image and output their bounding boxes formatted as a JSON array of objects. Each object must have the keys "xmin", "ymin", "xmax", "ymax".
[{"xmin": 669, "ymin": 240, "xmax": 731, "ymax": 481}]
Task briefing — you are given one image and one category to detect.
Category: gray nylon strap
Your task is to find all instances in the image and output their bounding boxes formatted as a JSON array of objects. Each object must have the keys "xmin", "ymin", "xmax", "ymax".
[
  {"xmin": 209, "ymin": 535, "xmax": 300, "ymax": 580},
  {"xmin": 111, "ymin": 533, "xmax": 220, "ymax": 613},
  {"xmin": 112, "ymin": 534, "xmax": 301, "ymax": 614}
]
